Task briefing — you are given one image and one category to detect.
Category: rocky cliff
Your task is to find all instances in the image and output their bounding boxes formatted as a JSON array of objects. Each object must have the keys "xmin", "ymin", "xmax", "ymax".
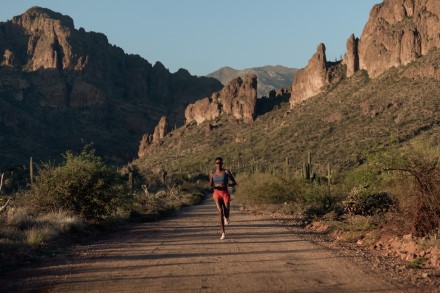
[
  {"xmin": 290, "ymin": 0, "xmax": 440, "ymax": 107},
  {"xmin": 290, "ymin": 44, "xmax": 343, "ymax": 107},
  {"xmin": 0, "ymin": 7, "xmax": 222, "ymax": 168},
  {"xmin": 185, "ymin": 75, "xmax": 258, "ymax": 125},
  {"xmin": 359, "ymin": 0, "xmax": 440, "ymax": 78}
]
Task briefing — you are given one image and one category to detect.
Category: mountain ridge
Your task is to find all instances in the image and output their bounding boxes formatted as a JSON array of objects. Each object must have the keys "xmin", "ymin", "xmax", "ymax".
[{"xmin": 207, "ymin": 65, "xmax": 297, "ymax": 98}]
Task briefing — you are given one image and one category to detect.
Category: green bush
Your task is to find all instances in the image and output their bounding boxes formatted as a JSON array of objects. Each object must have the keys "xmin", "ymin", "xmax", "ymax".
[
  {"xmin": 343, "ymin": 185, "xmax": 394, "ymax": 216},
  {"xmin": 299, "ymin": 182, "xmax": 334, "ymax": 216},
  {"xmin": 30, "ymin": 148, "xmax": 127, "ymax": 222}
]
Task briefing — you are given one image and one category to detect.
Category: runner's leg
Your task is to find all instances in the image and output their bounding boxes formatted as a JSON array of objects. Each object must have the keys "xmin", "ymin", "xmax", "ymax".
[
  {"xmin": 214, "ymin": 198, "xmax": 225, "ymax": 234},
  {"xmin": 224, "ymin": 200, "xmax": 230, "ymax": 220}
]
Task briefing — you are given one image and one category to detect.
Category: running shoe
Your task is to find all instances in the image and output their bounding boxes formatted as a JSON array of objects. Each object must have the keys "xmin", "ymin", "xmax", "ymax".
[
  {"xmin": 220, "ymin": 233, "xmax": 226, "ymax": 240},
  {"xmin": 224, "ymin": 217, "xmax": 230, "ymax": 225}
]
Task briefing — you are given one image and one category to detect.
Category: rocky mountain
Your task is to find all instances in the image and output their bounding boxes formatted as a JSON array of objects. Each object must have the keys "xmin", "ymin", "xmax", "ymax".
[
  {"xmin": 207, "ymin": 65, "xmax": 298, "ymax": 98},
  {"xmin": 0, "ymin": 7, "xmax": 223, "ymax": 168},
  {"xmin": 291, "ymin": 0, "xmax": 440, "ymax": 107},
  {"xmin": 134, "ymin": 0, "xmax": 440, "ymax": 175}
]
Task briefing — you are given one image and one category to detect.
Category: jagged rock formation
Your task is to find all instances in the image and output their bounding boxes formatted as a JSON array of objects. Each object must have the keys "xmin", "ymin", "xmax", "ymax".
[
  {"xmin": 138, "ymin": 116, "xmax": 169, "ymax": 158},
  {"xmin": 185, "ymin": 75, "xmax": 258, "ymax": 125},
  {"xmin": 0, "ymin": 7, "xmax": 222, "ymax": 168},
  {"xmin": 359, "ymin": 0, "xmax": 440, "ymax": 78},
  {"xmin": 290, "ymin": 0, "xmax": 440, "ymax": 108},
  {"xmin": 342, "ymin": 34, "xmax": 359, "ymax": 78},
  {"xmin": 290, "ymin": 44, "xmax": 343, "ymax": 107},
  {"xmin": 207, "ymin": 65, "xmax": 298, "ymax": 98},
  {"xmin": 290, "ymin": 44, "xmax": 328, "ymax": 106}
]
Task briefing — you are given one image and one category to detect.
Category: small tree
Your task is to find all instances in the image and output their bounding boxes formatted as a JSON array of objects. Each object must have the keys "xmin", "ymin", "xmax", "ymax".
[{"xmin": 31, "ymin": 147, "xmax": 127, "ymax": 222}]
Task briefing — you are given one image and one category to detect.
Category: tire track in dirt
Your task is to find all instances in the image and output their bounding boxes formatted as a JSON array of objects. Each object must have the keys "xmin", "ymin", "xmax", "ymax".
[{"xmin": 1, "ymin": 196, "xmax": 413, "ymax": 292}]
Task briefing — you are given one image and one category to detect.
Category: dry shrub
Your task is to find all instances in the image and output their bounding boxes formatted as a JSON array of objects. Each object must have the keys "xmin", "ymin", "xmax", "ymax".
[{"xmin": 375, "ymin": 142, "xmax": 440, "ymax": 236}]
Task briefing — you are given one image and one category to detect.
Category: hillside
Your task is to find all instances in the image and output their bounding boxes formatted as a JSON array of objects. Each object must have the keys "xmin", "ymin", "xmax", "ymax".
[
  {"xmin": 0, "ymin": 7, "xmax": 222, "ymax": 168},
  {"xmin": 132, "ymin": 48, "xmax": 440, "ymax": 176},
  {"xmin": 207, "ymin": 65, "xmax": 298, "ymax": 98}
]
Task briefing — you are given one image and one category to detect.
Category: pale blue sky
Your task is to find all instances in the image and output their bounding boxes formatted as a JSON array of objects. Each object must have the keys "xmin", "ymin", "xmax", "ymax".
[{"xmin": 1, "ymin": 1, "xmax": 381, "ymax": 76}]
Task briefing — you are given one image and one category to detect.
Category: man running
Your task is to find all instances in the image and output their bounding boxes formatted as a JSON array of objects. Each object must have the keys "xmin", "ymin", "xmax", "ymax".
[{"xmin": 209, "ymin": 157, "xmax": 237, "ymax": 240}]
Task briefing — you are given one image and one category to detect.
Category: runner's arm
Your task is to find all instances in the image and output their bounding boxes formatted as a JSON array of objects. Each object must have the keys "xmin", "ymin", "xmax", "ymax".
[
  {"xmin": 209, "ymin": 172, "xmax": 214, "ymax": 189},
  {"xmin": 226, "ymin": 170, "xmax": 237, "ymax": 186}
]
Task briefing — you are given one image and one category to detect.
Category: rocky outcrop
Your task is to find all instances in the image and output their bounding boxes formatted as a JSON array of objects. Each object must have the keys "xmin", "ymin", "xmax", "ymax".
[
  {"xmin": 2, "ymin": 49, "xmax": 19, "ymax": 67},
  {"xmin": 185, "ymin": 75, "xmax": 258, "ymax": 125},
  {"xmin": 359, "ymin": 0, "xmax": 440, "ymax": 78},
  {"xmin": 290, "ymin": 44, "xmax": 330, "ymax": 107},
  {"xmin": 11, "ymin": 7, "xmax": 75, "ymax": 71},
  {"xmin": 138, "ymin": 116, "xmax": 169, "ymax": 158},
  {"xmin": 152, "ymin": 116, "xmax": 169, "ymax": 145},
  {"xmin": 342, "ymin": 34, "xmax": 359, "ymax": 78}
]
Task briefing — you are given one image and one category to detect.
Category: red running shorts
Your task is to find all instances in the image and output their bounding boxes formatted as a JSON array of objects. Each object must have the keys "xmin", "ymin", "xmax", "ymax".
[{"xmin": 213, "ymin": 189, "xmax": 231, "ymax": 203}]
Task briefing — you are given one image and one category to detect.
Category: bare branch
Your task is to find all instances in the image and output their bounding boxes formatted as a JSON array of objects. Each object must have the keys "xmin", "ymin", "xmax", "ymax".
[
  {"xmin": 0, "ymin": 198, "xmax": 10, "ymax": 213},
  {"xmin": 0, "ymin": 172, "xmax": 3, "ymax": 193}
]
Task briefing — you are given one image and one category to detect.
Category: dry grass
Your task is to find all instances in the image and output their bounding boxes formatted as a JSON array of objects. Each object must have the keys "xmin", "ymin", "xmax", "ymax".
[{"xmin": 1, "ymin": 208, "xmax": 85, "ymax": 249}]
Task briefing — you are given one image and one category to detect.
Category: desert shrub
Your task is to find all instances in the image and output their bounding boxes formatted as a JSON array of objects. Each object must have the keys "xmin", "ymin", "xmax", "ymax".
[
  {"xmin": 30, "ymin": 148, "xmax": 128, "ymax": 222},
  {"xmin": 372, "ymin": 142, "xmax": 440, "ymax": 236},
  {"xmin": 235, "ymin": 172, "xmax": 298, "ymax": 205},
  {"xmin": 299, "ymin": 182, "xmax": 335, "ymax": 216},
  {"xmin": 343, "ymin": 185, "xmax": 394, "ymax": 216}
]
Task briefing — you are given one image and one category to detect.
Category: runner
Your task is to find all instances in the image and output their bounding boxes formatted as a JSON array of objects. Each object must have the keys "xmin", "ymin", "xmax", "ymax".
[{"xmin": 209, "ymin": 157, "xmax": 237, "ymax": 240}]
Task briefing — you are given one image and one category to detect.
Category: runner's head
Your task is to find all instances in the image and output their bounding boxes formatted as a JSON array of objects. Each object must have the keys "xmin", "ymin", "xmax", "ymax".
[{"xmin": 215, "ymin": 157, "xmax": 223, "ymax": 167}]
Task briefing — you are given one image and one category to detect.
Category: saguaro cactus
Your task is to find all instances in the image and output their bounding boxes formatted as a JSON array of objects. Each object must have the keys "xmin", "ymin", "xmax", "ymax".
[
  {"xmin": 30, "ymin": 157, "xmax": 34, "ymax": 185},
  {"xmin": 303, "ymin": 151, "xmax": 312, "ymax": 180},
  {"xmin": 128, "ymin": 172, "xmax": 133, "ymax": 194}
]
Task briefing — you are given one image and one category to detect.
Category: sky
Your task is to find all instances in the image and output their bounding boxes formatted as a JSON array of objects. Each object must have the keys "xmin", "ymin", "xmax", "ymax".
[{"xmin": 0, "ymin": 0, "xmax": 381, "ymax": 76}]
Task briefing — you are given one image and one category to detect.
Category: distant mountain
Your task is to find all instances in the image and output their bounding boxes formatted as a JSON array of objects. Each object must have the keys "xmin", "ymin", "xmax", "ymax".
[
  {"xmin": 0, "ymin": 7, "xmax": 222, "ymax": 168},
  {"xmin": 207, "ymin": 65, "xmax": 298, "ymax": 98}
]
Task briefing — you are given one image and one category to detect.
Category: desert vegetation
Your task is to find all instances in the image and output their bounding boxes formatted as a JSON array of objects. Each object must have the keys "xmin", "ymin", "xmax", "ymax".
[
  {"xmin": 0, "ymin": 146, "xmax": 206, "ymax": 271},
  {"xmin": 233, "ymin": 140, "xmax": 440, "ymax": 236}
]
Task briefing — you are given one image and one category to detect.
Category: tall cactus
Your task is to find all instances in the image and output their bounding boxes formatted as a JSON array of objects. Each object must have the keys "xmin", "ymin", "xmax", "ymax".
[
  {"xmin": 304, "ymin": 151, "xmax": 312, "ymax": 181},
  {"xmin": 128, "ymin": 171, "xmax": 133, "ymax": 194},
  {"xmin": 30, "ymin": 157, "xmax": 34, "ymax": 185},
  {"xmin": 284, "ymin": 157, "xmax": 289, "ymax": 180}
]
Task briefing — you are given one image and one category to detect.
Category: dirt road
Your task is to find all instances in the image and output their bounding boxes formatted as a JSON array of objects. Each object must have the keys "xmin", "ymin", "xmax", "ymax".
[{"xmin": 1, "ymin": 197, "xmax": 413, "ymax": 292}]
